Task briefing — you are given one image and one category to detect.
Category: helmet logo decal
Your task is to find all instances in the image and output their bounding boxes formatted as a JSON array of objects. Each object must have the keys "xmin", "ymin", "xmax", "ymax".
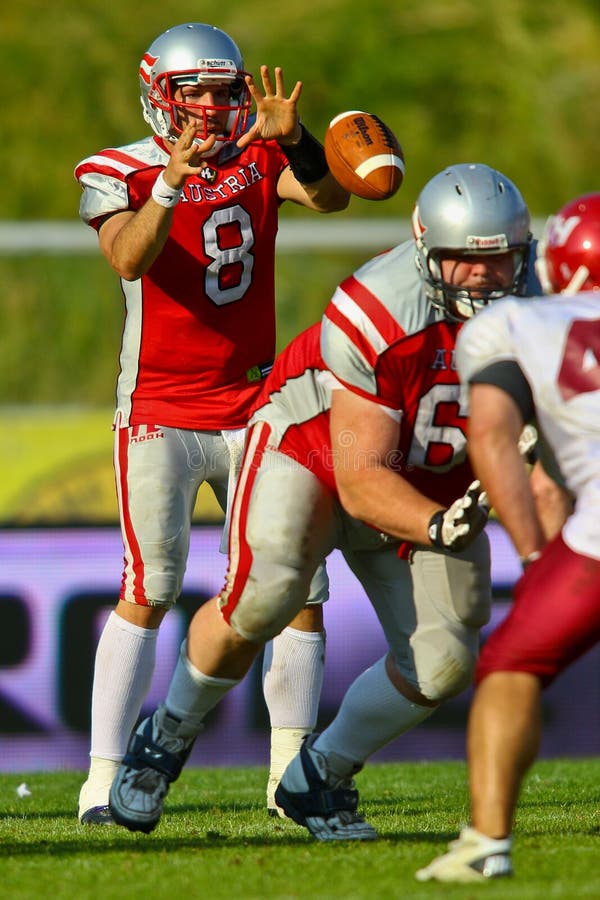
[
  {"xmin": 465, "ymin": 234, "xmax": 508, "ymax": 250},
  {"xmin": 196, "ymin": 58, "xmax": 238, "ymax": 79},
  {"xmin": 140, "ymin": 53, "xmax": 159, "ymax": 86},
  {"xmin": 548, "ymin": 215, "xmax": 580, "ymax": 247}
]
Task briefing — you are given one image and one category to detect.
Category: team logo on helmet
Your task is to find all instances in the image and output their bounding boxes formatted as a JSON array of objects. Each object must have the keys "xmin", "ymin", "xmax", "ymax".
[{"xmin": 139, "ymin": 53, "xmax": 159, "ymax": 86}]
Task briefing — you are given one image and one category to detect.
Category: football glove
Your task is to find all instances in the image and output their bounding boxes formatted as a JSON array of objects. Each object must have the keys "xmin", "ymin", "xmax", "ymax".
[{"xmin": 428, "ymin": 480, "xmax": 489, "ymax": 552}]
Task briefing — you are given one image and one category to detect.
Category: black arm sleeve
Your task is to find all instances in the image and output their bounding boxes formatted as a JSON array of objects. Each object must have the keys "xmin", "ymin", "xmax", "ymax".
[
  {"xmin": 279, "ymin": 125, "xmax": 329, "ymax": 184},
  {"xmin": 469, "ymin": 360, "xmax": 534, "ymax": 423}
]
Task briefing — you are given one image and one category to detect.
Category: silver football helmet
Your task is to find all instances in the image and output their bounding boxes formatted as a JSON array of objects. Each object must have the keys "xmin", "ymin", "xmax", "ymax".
[
  {"xmin": 411, "ymin": 163, "xmax": 532, "ymax": 321},
  {"xmin": 139, "ymin": 23, "xmax": 251, "ymax": 152}
]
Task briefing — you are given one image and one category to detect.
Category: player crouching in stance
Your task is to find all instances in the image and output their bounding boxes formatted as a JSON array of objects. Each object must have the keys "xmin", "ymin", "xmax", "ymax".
[
  {"xmin": 416, "ymin": 193, "xmax": 600, "ymax": 882},
  {"xmin": 108, "ymin": 164, "xmax": 536, "ymax": 839}
]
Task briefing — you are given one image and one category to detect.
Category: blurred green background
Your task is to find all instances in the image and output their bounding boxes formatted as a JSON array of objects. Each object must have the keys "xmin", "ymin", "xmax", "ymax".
[
  {"xmin": 2, "ymin": 0, "xmax": 600, "ymax": 521},
  {"xmin": 6, "ymin": 0, "xmax": 600, "ymax": 221}
]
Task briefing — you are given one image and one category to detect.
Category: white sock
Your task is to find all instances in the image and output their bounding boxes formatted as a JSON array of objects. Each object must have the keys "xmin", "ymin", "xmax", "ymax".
[
  {"xmin": 89, "ymin": 610, "xmax": 158, "ymax": 762},
  {"xmin": 78, "ymin": 756, "xmax": 121, "ymax": 816},
  {"xmin": 262, "ymin": 626, "xmax": 326, "ymax": 809},
  {"xmin": 164, "ymin": 640, "xmax": 240, "ymax": 736},
  {"xmin": 313, "ymin": 655, "xmax": 435, "ymax": 771},
  {"xmin": 263, "ymin": 626, "xmax": 326, "ymax": 728}
]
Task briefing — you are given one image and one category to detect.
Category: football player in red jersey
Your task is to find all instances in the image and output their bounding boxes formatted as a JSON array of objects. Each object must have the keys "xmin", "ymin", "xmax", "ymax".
[
  {"xmin": 107, "ymin": 163, "xmax": 562, "ymax": 839},
  {"xmin": 416, "ymin": 194, "xmax": 600, "ymax": 883},
  {"xmin": 75, "ymin": 22, "xmax": 350, "ymax": 825}
]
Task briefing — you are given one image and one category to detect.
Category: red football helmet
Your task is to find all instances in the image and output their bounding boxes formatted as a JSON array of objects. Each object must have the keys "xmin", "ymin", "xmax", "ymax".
[{"xmin": 536, "ymin": 193, "xmax": 600, "ymax": 294}]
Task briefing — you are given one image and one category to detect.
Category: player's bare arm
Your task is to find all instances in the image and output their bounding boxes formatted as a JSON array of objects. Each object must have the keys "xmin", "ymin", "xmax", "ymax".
[
  {"xmin": 529, "ymin": 459, "xmax": 574, "ymax": 541},
  {"xmin": 467, "ymin": 383, "xmax": 546, "ymax": 561},
  {"xmin": 98, "ymin": 123, "xmax": 215, "ymax": 280},
  {"xmin": 277, "ymin": 153, "xmax": 350, "ymax": 211},
  {"xmin": 237, "ymin": 65, "xmax": 348, "ymax": 212},
  {"xmin": 329, "ymin": 389, "xmax": 442, "ymax": 543}
]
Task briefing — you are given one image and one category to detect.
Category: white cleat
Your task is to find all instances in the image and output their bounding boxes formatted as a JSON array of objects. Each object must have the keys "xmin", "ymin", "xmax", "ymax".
[{"xmin": 415, "ymin": 827, "xmax": 513, "ymax": 883}]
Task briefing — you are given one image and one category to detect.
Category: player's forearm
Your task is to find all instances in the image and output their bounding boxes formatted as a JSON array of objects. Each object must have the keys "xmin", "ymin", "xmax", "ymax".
[
  {"xmin": 335, "ymin": 464, "xmax": 441, "ymax": 544},
  {"xmin": 530, "ymin": 460, "xmax": 573, "ymax": 541},
  {"xmin": 470, "ymin": 431, "xmax": 545, "ymax": 561},
  {"xmin": 468, "ymin": 385, "xmax": 546, "ymax": 560},
  {"xmin": 330, "ymin": 388, "xmax": 439, "ymax": 541},
  {"xmin": 106, "ymin": 202, "xmax": 174, "ymax": 280},
  {"xmin": 297, "ymin": 172, "xmax": 350, "ymax": 212},
  {"xmin": 281, "ymin": 168, "xmax": 350, "ymax": 212}
]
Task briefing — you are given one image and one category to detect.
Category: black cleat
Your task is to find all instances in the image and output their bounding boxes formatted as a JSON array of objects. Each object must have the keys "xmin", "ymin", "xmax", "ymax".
[{"xmin": 80, "ymin": 804, "xmax": 115, "ymax": 826}]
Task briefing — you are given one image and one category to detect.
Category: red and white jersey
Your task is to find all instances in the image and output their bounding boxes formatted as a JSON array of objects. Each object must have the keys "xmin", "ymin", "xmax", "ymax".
[
  {"xmin": 75, "ymin": 132, "xmax": 289, "ymax": 429},
  {"xmin": 456, "ymin": 293, "xmax": 600, "ymax": 559},
  {"xmin": 250, "ymin": 240, "xmax": 476, "ymax": 507}
]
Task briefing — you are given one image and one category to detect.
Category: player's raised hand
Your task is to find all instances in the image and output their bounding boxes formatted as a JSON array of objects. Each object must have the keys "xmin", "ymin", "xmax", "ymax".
[
  {"xmin": 163, "ymin": 122, "xmax": 217, "ymax": 189},
  {"xmin": 428, "ymin": 480, "xmax": 490, "ymax": 552},
  {"xmin": 237, "ymin": 66, "xmax": 303, "ymax": 148}
]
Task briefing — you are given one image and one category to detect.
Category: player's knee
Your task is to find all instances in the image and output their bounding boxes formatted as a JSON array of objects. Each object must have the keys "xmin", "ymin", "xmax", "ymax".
[
  {"xmin": 412, "ymin": 632, "xmax": 478, "ymax": 702},
  {"xmin": 228, "ymin": 561, "xmax": 310, "ymax": 642}
]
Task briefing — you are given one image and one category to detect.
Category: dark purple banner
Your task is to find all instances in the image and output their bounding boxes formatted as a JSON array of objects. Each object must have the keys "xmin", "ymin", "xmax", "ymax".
[{"xmin": 0, "ymin": 523, "xmax": 598, "ymax": 771}]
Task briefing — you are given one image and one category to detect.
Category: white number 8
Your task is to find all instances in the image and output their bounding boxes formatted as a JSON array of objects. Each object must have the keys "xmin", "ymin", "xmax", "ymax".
[{"xmin": 203, "ymin": 205, "xmax": 255, "ymax": 306}]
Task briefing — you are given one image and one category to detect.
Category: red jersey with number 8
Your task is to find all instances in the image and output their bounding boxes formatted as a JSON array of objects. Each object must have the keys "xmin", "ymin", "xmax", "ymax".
[{"xmin": 75, "ymin": 133, "xmax": 288, "ymax": 429}]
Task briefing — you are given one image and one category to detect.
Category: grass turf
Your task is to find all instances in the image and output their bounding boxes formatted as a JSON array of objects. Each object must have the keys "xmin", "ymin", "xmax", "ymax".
[{"xmin": 0, "ymin": 759, "xmax": 598, "ymax": 899}]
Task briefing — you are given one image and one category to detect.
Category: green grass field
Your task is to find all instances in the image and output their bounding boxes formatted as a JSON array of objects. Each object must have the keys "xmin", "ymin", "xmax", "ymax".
[{"xmin": 1, "ymin": 759, "xmax": 598, "ymax": 899}]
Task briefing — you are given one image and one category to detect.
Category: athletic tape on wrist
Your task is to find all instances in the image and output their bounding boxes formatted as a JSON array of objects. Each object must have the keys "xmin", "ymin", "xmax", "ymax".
[
  {"xmin": 279, "ymin": 125, "xmax": 329, "ymax": 184},
  {"xmin": 151, "ymin": 171, "xmax": 182, "ymax": 208}
]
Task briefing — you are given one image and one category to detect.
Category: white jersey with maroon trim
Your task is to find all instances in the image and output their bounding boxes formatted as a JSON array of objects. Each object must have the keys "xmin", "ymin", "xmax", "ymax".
[
  {"xmin": 75, "ymin": 131, "xmax": 289, "ymax": 430},
  {"xmin": 456, "ymin": 293, "xmax": 600, "ymax": 559},
  {"xmin": 251, "ymin": 240, "xmax": 477, "ymax": 507}
]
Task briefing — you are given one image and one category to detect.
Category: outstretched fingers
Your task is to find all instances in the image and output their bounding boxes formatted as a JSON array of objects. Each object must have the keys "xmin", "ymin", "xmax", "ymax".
[{"xmin": 272, "ymin": 65, "xmax": 303, "ymax": 102}]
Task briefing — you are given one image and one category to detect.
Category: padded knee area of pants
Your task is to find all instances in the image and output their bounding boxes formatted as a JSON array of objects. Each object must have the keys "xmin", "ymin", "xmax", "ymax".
[
  {"xmin": 409, "ymin": 629, "xmax": 477, "ymax": 702},
  {"xmin": 229, "ymin": 560, "xmax": 310, "ymax": 642}
]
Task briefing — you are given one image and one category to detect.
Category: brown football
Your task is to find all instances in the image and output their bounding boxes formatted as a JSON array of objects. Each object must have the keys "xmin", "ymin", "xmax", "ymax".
[{"xmin": 324, "ymin": 110, "xmax": 405, "ymax": 201}]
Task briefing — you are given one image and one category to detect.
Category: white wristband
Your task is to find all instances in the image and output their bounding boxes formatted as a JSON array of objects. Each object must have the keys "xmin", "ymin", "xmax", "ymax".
[{"xmin": 151, "ymin": 171, "xmax": 182, "ymax": 208}]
